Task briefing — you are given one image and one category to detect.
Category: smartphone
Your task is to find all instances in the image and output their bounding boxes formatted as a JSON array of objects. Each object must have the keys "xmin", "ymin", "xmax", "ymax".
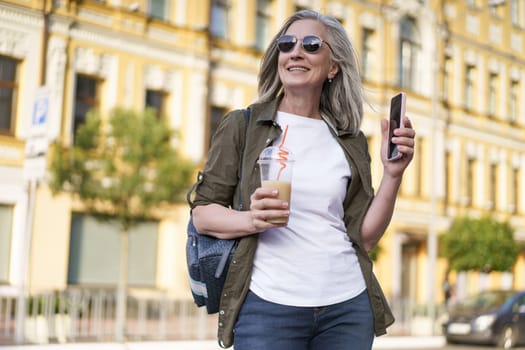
[{"xmin": 387, "ymin": 92, "xmax": 406, "ymax": 161}]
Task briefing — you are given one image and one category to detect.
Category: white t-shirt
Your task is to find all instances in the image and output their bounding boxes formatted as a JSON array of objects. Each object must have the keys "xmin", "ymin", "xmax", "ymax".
[{"xmin": 250, "ymin": 111, "xmax": 366, "ymax": 307}]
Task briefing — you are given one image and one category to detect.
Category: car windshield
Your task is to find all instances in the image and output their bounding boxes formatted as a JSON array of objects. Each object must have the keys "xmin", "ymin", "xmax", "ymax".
[{"xmin": 455, "ymin": 290, "xmax": 515, "ymax": 312}]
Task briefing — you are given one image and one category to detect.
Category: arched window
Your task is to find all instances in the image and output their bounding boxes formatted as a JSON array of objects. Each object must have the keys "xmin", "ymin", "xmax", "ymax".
[{"xmin": 399, "ymin": 17, "xmax": 420, "ymax": 90}]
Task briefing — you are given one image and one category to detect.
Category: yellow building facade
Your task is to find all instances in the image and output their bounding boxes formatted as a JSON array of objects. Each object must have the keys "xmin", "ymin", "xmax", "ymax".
[{"xmin": 0, "ymin": 0, "xmax": 524, "ymax": 339}]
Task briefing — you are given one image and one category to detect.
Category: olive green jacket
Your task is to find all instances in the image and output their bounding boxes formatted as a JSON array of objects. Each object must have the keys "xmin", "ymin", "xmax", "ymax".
[{"xmin": 191, "ymin": 97, "xmax": 394, "ymax": 348}]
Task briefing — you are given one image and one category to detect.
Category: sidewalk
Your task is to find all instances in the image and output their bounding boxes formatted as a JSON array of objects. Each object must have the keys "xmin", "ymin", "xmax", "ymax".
[{"xmin": 0, "ymin": 336, "xmax": 446, "ymax": 349}]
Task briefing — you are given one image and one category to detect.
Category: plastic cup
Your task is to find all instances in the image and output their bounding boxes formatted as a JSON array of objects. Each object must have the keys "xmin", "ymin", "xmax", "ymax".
[{"xmin": 257, "ymin": 146, "xmax": 294, "ymax": 224}]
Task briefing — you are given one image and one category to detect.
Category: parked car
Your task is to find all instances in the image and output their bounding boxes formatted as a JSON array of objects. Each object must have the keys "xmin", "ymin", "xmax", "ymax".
[{"xmin": 442, "ymin": 290, "xmax": 525, "ymax": 349}]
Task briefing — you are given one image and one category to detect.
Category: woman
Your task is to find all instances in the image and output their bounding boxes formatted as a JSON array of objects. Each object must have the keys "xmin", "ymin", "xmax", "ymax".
[{"xmin": 190, "ymin": 9, "xmax": 415, "ymax": 350}]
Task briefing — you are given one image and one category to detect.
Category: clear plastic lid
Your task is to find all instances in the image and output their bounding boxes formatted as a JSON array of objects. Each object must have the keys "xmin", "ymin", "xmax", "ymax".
[{"xmin": 258, "ymin": 146, "xmax": 294, "ymax": 162}]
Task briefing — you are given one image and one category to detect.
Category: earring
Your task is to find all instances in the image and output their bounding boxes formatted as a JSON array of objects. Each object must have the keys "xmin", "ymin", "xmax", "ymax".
[{"xmin": 328, "ymin": 78, "xmax": 333, "ymax": 83}]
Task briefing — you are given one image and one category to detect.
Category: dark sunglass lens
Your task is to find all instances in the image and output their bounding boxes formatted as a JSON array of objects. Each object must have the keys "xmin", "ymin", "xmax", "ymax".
[
  {"xmin": 277, "ymin": 36, "xmax": 296, "ymax": 52},
  {"xmin": 302, "ymin": 36, "xmax": 322, "ymax": 52}
]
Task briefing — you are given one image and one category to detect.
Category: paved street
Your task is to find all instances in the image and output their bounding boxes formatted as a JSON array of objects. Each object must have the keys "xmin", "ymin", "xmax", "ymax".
[
  {"xmin": 1, "ymin": 337, "xmax": 525, "ymax": 349},
  {"xmin": 0, "ymin": 336, "xmax": 444, "ymax": 349},
  {"xmin": 446, "ymin": 347, "xmax": 525, "ymax": 350}
]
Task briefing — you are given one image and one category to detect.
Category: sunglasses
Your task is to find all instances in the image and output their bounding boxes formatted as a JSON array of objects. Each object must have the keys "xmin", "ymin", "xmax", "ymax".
[{"xmin": 276, "ymin": 35, "xmax": 332, "ymax": 53}]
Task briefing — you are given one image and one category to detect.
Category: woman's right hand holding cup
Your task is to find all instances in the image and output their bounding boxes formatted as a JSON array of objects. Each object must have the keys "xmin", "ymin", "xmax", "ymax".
[{"xmin": 249, "ymin": 187, "xmax": 290, "ymax": 231}]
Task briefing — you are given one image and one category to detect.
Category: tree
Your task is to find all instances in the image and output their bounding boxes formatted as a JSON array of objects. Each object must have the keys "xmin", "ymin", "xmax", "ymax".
[
  {"xmin": 440, "ymin": 216, "xmax": 521, "ymax": 273},
  {"xmin": 49, "ymin": 107, "xmax": 194, "ymax": 341},
  {"xmin": 368, "ymin": 244, "xmax": 383, "ymax": 262}
]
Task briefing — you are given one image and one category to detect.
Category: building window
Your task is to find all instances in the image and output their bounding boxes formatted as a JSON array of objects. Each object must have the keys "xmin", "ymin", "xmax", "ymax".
[
  {"xmin": 509, "ymin": 80, "xmax": 518, "ymax": 123},
  {"xmin": 511, "ymin": 0, "xmax": 519, "ymax": 24},
  {"xmin": 399, "ymin": 17, "xmax": 420, "ymax": 90},
  {"xmin": 511, "ymin": 0, "xmax": 525, "ymax": 27},
  {"xmin": 208, "ymin": 106, "xmax": 227, "ymax": 150},
  {"xmin": 210, "ymin": 0, "xmax": 230, "ymax": 39},
  {"xmin": 68, "ymin": 214, "xmax": 158, "ymax": 286},
  {"xmin": 145, "ymin": 89, "xmax": 166, "ymax": 118},
  {"xmin": 255, "ymin": 0, "xmax": 272, "ymax": 51},
  {"xmin": 73, "ymin": 75, "xmax": 99, "ymax": 139},
  {"xmin": 148, "ymin": 0, "xmax": 168, "ymax": 20},
  {"xmin": 0, "ymin": 204, "xmax": 13, "ymax": 282},
  {"xmin": 488, "ymin": 73, "xmax": 498, "ymax": 117},
  {"xmin": 361, "ymin": 28, "xmax": 375, "ymax": 81},
  {"xmin": 464, "ymin": 65, "xmax": 475, "ymax": 111},
  {"xmin": 0, "ymin": 56, "xmax": 18, "ymax": 136}
]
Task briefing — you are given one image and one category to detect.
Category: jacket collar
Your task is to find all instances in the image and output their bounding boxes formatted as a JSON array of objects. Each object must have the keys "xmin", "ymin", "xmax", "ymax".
[{"xmin": 250, "ymin": 96, "xmax": 357, "ymax": 137}]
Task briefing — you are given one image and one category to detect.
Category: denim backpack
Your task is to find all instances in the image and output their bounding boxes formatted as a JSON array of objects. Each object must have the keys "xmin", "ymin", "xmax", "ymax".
[{"xmin": 185, "ymin": 108, "xmax": 250, "ymax": 314}]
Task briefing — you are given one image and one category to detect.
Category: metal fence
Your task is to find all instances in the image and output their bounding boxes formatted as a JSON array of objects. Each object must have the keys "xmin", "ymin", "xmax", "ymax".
[
  {"xmin": 389, "ymin": 298, "xmax": 448, "ymax": 336},
  {"xmin": 0, "ymin": 289, "xmax": 448, "ymax": 345},
  {"xmin": 0, "ymin": 288, "xmax": 217, "ymax": 345}
]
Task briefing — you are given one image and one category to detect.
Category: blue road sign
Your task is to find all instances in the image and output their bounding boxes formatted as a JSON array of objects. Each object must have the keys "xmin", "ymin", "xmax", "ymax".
[{"xmin": 32, "ymin": 96, "xmax": 48, "ymax": 127}]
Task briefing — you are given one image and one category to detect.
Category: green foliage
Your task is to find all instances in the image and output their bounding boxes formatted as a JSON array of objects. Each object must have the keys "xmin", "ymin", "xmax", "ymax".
[
  {"xmin": 440, "ymin": 216, "xmax": 521, "ymax": 273},
  {"xmin": 49, "ymin": 107, "xmax": 195, "ymax": 231},
  {"xmin": 368, "ymin": 244, "xmax": 382, "ymax": 262}
]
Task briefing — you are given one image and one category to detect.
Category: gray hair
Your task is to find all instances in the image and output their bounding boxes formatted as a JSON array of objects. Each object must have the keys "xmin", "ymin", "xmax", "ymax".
[{"xmin": 257, "ymin": 9, "xmax": 363, "ymax": 135}]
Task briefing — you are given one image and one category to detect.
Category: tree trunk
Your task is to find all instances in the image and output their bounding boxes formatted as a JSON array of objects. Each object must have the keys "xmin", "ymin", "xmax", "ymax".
[{"xmin": 115, "ymin": 228, "xmax": 129, "ymax": 342}]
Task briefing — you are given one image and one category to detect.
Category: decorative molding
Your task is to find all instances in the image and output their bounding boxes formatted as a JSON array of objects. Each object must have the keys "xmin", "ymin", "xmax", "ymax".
[
  {"xmin": 509, "ymin": 66, "xmax": 521, "ymax": 81},
  {"xmin": 392, "ymin": 0, "xmax": 422, "ymax": 17},
  {"xmin": 444, "ymin": 4, "xmax": 456, "ymax": 19},
  {"xmin": 444, "ymin": 43, "xmax": 454, "ymax": 57},
  {"xmin": 122, "ymin": 18, "xmax": 144, "ymax": 32},
  {"xmin": 99, "ymin": 54, "xmax": 114, "ymax": 78},
  {"xmin": 78, "ymin": 8, "xmax": 113, "ymax": 26},
  {"xmin": 0, "ymin": 28, "xmax": 29, "ymax": 58},
  {"xmin": 74, "ymin": 47, "xmax": 113, "ymax": 78},
  {"xmin": 465, "ymin": 142, "xmax": 477, "ymax": 158},
  {"xmin": 46, "ymin": 37, "xmax": 67, "ymax": 141},
  {"xmin": 511, "ymin": 153, "xmax": 521, "ymax": 168},
  {"xmin": 382, "ymin": 6, "xmax": 403, "ymax": 22},
  {"xmin": 147, "ymin": 27, "xmax": 176, "ymax": 43},
  {"xmin": 47, "ymin": 37, "xmax": 67, "ymax": 84},
  {"xmin": 0, "ymin": 6, "xmax": 42, "ymax": 29},
  {"xmin": 49, "ymin": 17, "xmax": 75, "ymax": 35},
  {"xmin": 145, "ymin": 65, "xmax": 168, "ymax": 91},
  {"xmin": 487, "ymin": 58, "xmax": 500, "ymax": 73},
  {"xmin": 360, "ymin": 12, "xmax": 378, "ymax": 30},
  {"xmin": 464, "ymin": 49, "xmax": 478, "ymax": 65},
  {"xmin": 326, "ymin": 2, "xmax": 346, "ymax": 18},
  {"xmin": 70, "ymin": 26, "xmax": 207, "ymax": 70},
  {"xmin": 488, "ymin": 148, "xmax": 500, "ymax": 163}
]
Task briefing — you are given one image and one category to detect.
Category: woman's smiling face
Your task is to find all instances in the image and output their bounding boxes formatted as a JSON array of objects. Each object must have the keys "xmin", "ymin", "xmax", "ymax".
[{"xmin": 278, "ymin": 19, "xmax": 339, "ymax": 97}]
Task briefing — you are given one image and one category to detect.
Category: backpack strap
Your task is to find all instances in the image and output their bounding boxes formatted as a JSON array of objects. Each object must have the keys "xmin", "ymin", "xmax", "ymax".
[{"xmin": 236, "ymin": 108, "xmax": 251, "ymax": 210}]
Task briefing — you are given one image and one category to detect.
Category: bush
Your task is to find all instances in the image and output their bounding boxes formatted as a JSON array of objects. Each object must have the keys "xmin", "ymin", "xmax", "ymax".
[{"xmin": 440, "ymin": 216, "xmax": 521, "ymax": 273}]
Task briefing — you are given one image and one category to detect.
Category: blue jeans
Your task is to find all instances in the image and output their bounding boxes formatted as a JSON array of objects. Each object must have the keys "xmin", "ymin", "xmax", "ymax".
[{"xmin": 233, "ymin": 289, "xmax": 374, "ymax": 350}]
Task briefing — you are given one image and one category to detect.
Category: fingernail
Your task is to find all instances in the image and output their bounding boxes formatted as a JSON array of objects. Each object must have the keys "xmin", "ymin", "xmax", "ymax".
[{"xmin": 282, "ymin": 202, "xmax": 288, "ymax": 208}]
